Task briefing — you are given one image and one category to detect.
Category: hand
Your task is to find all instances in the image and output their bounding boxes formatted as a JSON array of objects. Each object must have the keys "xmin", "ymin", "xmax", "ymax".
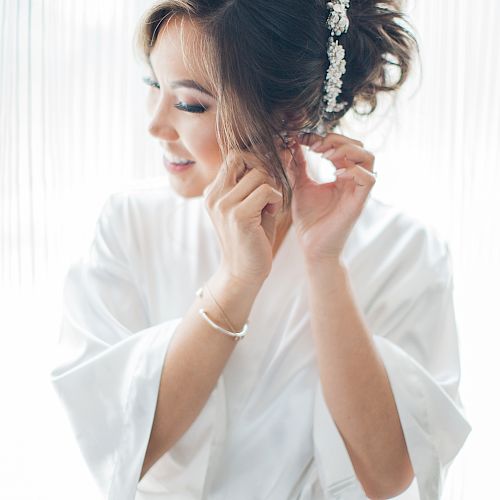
[
  {"xmin": 286, "ymin": 131, "xmax": 377, "ymax": 262},
  {"xmin": 204, "ymin": 148, "xmax": 292, "ymax": 287}
]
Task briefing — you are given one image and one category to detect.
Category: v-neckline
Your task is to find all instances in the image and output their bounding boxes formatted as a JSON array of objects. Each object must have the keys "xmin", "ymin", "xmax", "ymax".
[
  {"xmin": 264, "ymin": 217, "xmax": 302, "ymax": 293},
  {"xmin": 272, "ymin": 212, "xmax": 294, "ymax": 260},
  {"xmin": 272, "ymin": 222, "xmax": 293, "ymax": 263}
]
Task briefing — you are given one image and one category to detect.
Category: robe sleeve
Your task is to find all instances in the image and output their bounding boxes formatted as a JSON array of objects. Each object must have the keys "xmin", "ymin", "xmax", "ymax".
[
  {"xmin": 50, "ymin": 192, "xmax": 183, "ymax": 500},
  {"xmin": 313, "ymin": 233, "xmax": 471, "ymax": 499}
]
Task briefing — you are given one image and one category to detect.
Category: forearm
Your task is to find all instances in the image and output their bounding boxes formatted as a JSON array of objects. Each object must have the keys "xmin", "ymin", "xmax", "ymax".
[
  {"xmin": 305, "ymin": 259, "xmax": 414, "ymax": 498},
  {"xmin": 140, "ymin": 268, "xmax": 261, "ymax": 480}
]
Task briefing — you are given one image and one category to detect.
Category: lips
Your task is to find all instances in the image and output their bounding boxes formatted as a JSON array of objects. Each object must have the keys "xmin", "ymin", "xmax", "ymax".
[
  {"xmin": 164, "ymin": 156, "xmax": 194, "ymax": 164},
  {"xmin": 163, "ymin": 155, "xmax": 195, "ymax": 173}
]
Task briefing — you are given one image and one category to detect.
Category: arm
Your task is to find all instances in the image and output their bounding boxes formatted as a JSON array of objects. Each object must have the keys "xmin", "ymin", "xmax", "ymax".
[
  {"xmin": 305, "ymin": 259, "xmax": 414, "ymax": 499},
  {"xmin": 140, "ymin": 268, "xmax": 262, "ymax": 480},
  {"xmin": 288, "ymin": 135, "xmax": 469, "ymax": 498}
]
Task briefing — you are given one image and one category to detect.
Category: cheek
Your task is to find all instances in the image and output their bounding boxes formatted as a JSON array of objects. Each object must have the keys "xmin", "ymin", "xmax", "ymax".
[{"xmin": 188, "ymin": 121, "xmax": 222, "ymax": 167}]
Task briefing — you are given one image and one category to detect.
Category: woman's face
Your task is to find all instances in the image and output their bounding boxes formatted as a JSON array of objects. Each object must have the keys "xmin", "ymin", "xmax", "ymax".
[{"xmin": 146, "ymin": 16, "xmax": 222, "ymax": 198}]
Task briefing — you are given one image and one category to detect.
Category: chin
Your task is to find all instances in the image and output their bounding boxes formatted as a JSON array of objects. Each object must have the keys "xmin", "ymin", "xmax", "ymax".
[{"xmin": 168, "ymin": 177, "xmax": 204, "ymax": 199}]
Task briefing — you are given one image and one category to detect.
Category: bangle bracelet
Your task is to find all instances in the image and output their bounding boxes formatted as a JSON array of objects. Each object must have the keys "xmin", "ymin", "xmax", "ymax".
[
  {"xmin": 197, "ymin": 308, "xmax": 248, "ymax": 341},
  {"xmin": 205, "ymin": 282, "xmax": 237, "ymax": 332},
  {"xmin": 196, "ymin": 286, "xmax": 249, "ymax": 341}
]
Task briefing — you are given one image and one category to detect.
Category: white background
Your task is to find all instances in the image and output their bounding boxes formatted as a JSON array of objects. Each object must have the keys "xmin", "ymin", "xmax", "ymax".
[{"xmin": 0, "ymin": 0, "xmax": 498, "ymax": 498}]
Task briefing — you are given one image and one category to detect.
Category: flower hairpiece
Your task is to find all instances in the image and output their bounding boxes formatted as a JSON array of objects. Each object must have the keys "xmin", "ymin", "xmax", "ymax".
[
  {"xmin": 324, "ymin": 0, "xmax": 350, "ymax": 113},
  {"xmin": 300, "ymin": 0, "xmax": 350, "ymax": 137}
]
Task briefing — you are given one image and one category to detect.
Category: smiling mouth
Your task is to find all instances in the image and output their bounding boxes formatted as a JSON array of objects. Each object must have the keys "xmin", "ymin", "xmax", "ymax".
[
  {"xmin": 163, "ymin": 155, "xmax": 195, "ymax": 173},
  {"xmin": 164, "ymin": 155, "xmax": 194, "ymax": 164}
]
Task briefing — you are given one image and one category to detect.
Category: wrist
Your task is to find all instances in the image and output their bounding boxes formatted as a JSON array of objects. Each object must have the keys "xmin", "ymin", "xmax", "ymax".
[
  {"xmin": 304, "ymin": 257, "xmax": 349, "ymax": 288},
  {"xmin": 304, "ymin": 255, "xmax": 346, "ymax": 273},
  {"xmin": 216, "ymin": 265, "xmax": 266, "ymax": 293},
  {"xmin": 196, "ymin": 268, "xmax": 260, "ymax": 337}
]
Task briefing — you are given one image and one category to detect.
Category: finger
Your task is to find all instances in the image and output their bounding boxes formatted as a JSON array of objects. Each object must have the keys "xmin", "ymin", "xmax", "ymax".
[
  {"xmin": 203, "ymin": 180, "xmax": 216, "ymax": 199},
  {"xmin": 208, "ymin": 150, "xmax": 258, "ymax": 203},
  {"xmin": 221, "ymin": 151, "xmax": 249, "ymax": 189},
  {"xmin": 322, "ymin": 144, "xmax": 375, "ymax": 172},
  {"xmin": 221, "ymin": 168, "xmax": 275, "ymax": 208},
  {"xmin": 299, "ymin": 131, "xmax": 364, "ymax": 153},
  {"xmin": 213, "ymin": 146, "xmax": 290, "ymax": 203},
  {"xmin": 336, "ymin": 163, "xmax": 377, "ymax": 192},
  {"xmin": 235, "ymin": 183, "xmax": 283, "ymax": 220},
  {"xmin": 205, "ymin": 152, "xmax": 244, "ymax": 204}
]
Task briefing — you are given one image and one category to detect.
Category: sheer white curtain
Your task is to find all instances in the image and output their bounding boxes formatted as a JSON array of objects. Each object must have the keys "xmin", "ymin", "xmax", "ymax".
[{"xmin": 1, "ymin": 0, "xmax": 498, "ymax": 498}]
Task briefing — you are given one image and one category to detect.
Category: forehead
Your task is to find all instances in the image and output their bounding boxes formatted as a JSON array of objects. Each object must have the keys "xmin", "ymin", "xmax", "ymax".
[{"xmin": 149, "ymin": 16, "xmax": 201, "ymax": 77}]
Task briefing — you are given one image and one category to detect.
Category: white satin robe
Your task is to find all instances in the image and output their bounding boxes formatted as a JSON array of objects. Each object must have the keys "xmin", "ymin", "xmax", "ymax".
[{"xmin": 50, "ymin": 151, "xmax": 471, "ymax": 500}]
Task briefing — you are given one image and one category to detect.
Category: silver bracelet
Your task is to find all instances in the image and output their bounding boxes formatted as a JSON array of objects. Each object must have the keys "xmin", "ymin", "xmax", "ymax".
[{"xmin": 196, "ymin": 287, "xmax": 249, "ymax": 341}]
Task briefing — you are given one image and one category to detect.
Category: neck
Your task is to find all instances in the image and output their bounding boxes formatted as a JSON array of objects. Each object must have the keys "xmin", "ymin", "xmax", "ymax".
[{"xmin": 272, "ymin": 209, "xmax": 293, "ymax": 256}]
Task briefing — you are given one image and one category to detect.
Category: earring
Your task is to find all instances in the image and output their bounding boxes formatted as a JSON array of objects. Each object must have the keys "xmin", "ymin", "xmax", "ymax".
[{"xmin": 280, "ymin": 119, "xmax": 294, "ymax": 149}]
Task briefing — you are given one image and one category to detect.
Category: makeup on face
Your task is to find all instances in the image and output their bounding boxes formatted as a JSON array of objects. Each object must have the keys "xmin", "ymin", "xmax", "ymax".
[{"xmin": 162, "ymin": 155, "xmax": 195, "ymax": 174}]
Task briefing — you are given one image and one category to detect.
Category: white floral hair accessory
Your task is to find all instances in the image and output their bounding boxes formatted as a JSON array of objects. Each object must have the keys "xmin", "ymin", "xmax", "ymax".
[
  {"xmin": 301, "ymin": 0, "xmax": 350, "ymax": 136},
  {"xmin": 324, "ymin": 0, "xmax": 350, "ymax": 112}
]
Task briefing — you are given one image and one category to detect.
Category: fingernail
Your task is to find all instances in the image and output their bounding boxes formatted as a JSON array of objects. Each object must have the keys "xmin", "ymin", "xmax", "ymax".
[
  {"xmin": 310, "ymin": 140, "xmax": 322, "ymax": 150},
  {"xmin": 335, "ymin": 168, "xmax": 347, "ymax": 176}
]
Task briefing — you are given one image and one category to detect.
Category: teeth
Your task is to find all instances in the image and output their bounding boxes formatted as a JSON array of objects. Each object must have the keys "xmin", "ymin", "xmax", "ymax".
[{"xmin": 166, "ymin": 155, "xmax": 193, "ymax": 164}]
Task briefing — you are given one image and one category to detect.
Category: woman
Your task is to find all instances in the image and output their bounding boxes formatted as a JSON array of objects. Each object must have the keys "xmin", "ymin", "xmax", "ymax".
[{"xmin": 50, "ymin": 1, "xmax": 471, "ymax": 499}]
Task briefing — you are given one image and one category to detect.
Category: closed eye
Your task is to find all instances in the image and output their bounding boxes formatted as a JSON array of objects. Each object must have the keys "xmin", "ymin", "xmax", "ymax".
[
  {"xmin": 174, "ymin": 102, "xmax": 207, "ymax": 114},
  {"xmin": 142, "ymin": 76, "xmax": 208, "ymax": 114}
]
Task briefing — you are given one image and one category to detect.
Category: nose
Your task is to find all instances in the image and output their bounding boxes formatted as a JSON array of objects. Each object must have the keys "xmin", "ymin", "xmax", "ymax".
[{"xmin": 147, "ymin": 101, "xmax": 179, "ymax": 142}]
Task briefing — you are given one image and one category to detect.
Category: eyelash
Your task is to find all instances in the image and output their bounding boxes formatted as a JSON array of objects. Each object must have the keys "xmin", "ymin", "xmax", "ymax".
[{"xmin": 142, "ymin": 76, "xmax": 208, "ymax": 114}]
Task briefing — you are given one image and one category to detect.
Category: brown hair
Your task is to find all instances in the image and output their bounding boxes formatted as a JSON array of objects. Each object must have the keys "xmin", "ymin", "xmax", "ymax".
[{"xmin": 134, "ymin": 0, "xmax": 418, "ymax": 208}]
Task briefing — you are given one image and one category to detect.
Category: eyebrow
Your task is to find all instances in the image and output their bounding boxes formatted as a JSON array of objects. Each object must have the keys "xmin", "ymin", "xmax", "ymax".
[
  {"xmin": 147, "ymin": 60, "xmax": 214, "ymax": 98},
  {"xmin": 170, "ymin": 79, "xmax": 214, "ymax": 98}
]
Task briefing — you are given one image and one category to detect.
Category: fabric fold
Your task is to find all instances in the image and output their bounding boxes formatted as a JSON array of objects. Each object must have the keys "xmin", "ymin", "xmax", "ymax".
[
  {"xmin": 312, "ymin": 238, "xmax": 471, "ymax": 499},
  {"xmin": 50, "ymin": 184, "xmax": 471, "ymax": 499},
  {"xmin": 374, "ymin": 335, "xmax": 471, "ymax": 500},
  {"xmin": 51, "ymin": 314, "xmax": 182, "ymax": 499},
  {"xmin": 50, "ymin": 193, "xmax": 187, "ymax": 499}
]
